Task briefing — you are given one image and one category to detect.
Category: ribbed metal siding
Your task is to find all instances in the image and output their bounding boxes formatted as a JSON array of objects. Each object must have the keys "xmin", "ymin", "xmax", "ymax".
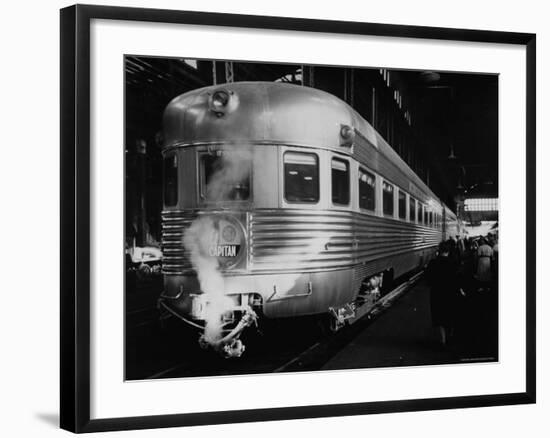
[
  {"xmin": 249, "ymin": 210, "xmax": 355, "ymax": 271},
  {"xmin": 161, "ymin": 210, "xmax": 197, "ymax": 274},
  {"xmin": 162, "ymin": 208, "xmax": 441, "ymax": 275},
  {"xmin": 355, "ymin": 216, "xmax": 439, "ymax": 261},
  {"xmin": 249, "ymin": 209, "xmax": 441, "ymax": 272}
]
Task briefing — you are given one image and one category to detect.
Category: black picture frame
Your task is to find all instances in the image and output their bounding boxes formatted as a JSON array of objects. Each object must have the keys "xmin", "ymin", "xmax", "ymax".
[{"xmin": 60, "ymin": 4, "xmax": 536, "ymax": 433}]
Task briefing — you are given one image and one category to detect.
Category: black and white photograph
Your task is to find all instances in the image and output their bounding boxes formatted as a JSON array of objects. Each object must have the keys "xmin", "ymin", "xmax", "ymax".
[
  {"xmin": 124, "ymin": 57, "xmax": 499, "ymax": 380},
  {"xmin": 0, "ymin": 0, "xmax": 538, "ymax": 435}
]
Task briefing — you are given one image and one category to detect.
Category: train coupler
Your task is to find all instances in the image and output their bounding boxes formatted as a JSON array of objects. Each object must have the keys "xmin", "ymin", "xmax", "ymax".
[
  {"xmin": 199, "ymin": 307, "xmax": 258, "ymax": 358},
  {"xmin": 328, "ymin": 304, "xmax": 356, "ymax": 332}
]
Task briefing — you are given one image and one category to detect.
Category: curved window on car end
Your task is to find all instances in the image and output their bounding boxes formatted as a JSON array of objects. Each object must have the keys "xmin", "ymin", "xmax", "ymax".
[
  {"xmin": 163, "ymin": 154, "xmax": 178, "ymax": 207},
  {"xmin": 284, "ymin": 151, "xmax": 319, "ymax": 203},
  {"xmin": 359, "ymin": 168, "xmax": 375, "ymax": 211},
  {"xmin": 382, "ymin": 181, "xmax": 394, "ymax": 216},
  {"xmin": 200, "ymin": 152, "xmax": 251, "ymax": 202},
  {"xmin": 331, "ymin": 158, "xmax": 350, "ymax": 205}
]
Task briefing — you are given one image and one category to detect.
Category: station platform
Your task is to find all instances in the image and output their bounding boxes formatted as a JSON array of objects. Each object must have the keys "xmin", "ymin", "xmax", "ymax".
[{"xmin": 322, "ymin": 279, "xmax": 498, "ymax": 371}]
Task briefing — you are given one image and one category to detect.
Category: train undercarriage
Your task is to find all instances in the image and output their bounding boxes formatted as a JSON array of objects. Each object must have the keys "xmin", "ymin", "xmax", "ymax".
[{"xmin": 158, "ymin": 270, "xmax": 393, "ymax": 358}]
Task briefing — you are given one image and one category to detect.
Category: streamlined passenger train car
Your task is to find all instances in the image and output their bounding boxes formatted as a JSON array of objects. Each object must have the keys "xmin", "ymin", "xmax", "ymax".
[{"xmin": 158, "ymin": 81, "xmax": 459, "ymax": 357}]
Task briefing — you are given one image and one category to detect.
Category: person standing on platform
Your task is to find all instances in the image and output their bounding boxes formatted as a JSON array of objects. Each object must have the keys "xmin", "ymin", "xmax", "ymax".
[
  {"xmin": 448, "ymin": 237, "xmax": 460, "ymax": 265},
  {"xmin": 492, "ymin": 236, "xmax": 499, "ymax": 280},
  {"xmin": 475, "ymin": 237, "xmax": 493, "ymax": 290},
  {"xmin": 426, "ymin": 241, "xmax": 461, "ymax": 346},
  {"xmin": 456, "ymin": 236, "xmax": 466, "ymax": 262}
]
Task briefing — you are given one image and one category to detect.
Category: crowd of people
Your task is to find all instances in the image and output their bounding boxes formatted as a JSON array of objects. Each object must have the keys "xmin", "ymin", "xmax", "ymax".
[{"xmin": 426, "ymin": 233, "xmax": 499, "ymax": 350}]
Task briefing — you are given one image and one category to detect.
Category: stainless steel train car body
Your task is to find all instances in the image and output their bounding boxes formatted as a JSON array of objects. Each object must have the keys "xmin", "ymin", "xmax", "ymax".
[{"xmin": 160, "ymin": 81, "xmax": 456, "ymax": 327}]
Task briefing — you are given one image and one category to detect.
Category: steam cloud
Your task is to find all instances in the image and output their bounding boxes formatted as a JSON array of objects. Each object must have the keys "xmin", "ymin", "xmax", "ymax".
[
  {"xmin": 182, "ymin": 217, "xmax": 234, "ymax": 342},
  {"xmin": 205, "ymin": 147, "xmax": 253, "ymax": 202},
  {"xmin": 182, "ymin": 146, "xmax": 252, "ymax": 343}
]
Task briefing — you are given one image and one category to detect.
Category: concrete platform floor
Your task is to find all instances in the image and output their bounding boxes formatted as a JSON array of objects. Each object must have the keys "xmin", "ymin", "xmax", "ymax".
[{"xmin": 322, "ymin": 280, "xmax": 498, "ymax": 371}]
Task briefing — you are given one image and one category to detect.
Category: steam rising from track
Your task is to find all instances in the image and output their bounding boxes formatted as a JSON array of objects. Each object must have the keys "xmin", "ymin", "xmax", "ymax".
[{"xmin": 182, "ymin": 217, "xmax": 233, "ymax": 343}]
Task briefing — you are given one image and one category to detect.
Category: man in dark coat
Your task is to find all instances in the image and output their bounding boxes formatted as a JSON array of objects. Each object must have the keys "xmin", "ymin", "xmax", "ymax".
[{"xmin": 426, "ymin": 241, "xmax": 462, "ymax": 346}]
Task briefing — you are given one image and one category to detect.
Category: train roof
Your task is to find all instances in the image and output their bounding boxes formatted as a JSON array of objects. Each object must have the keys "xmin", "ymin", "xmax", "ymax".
[
  {"xmin": 163, "ymin": 81, "xmax": 448, "ymax": 209},
  {"xmin": 163, "ymin": 81, "xmax": 359, "ymax": 148}
]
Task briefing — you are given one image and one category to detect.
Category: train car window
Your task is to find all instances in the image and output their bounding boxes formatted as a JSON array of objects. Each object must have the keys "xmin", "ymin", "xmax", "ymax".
[
  {"xmin": 409, "ymin": 197, "xmax": 416, "ymax": 222},
  {"xmin": 382, "ymin": 181, "xmax": 394, "ymax": 216},
  {"xmin": 284, "ymin": 152, "xmax": 319, "ymax": 203},
  {"xmin": 200, "ymin": 152, "xmax": 251, "ymax": 201},
  {"xmin": 163, "ymin": 154, "xmax": 178, "ymax": 207},
  {"xmin": 398, "ymin": 190, "xmax": 406, "ymax": 219},
  {"xmin": 358, "ymin": 168, "xmax": 375, "ymax": 211},
  {"xmin": 331, "ymin": 158, "xmax": 350, "ymax": 205}
]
